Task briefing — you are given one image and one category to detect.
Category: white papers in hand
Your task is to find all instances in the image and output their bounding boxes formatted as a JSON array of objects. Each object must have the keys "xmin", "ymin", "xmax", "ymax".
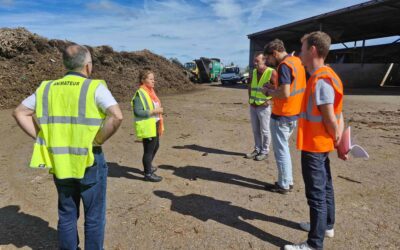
[{"xmin": 338, "ymin": 127, "xmax": 369, "ymax": 159}]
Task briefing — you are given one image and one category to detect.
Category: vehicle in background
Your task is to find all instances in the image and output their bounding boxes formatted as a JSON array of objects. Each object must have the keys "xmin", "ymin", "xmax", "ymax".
[
  {"xmin": 220, "ymin": 66, "xmax": 245, "ymax": 85},
  {"xmin": 184, "ymin": 61, "xmax": 199, "ymax": 82},
  {"xmin": 209, "ymin": 58, "xmax": 223, "ymax": 82},
  {"xmin": 242, "ymin": 71, "xmax": 249, "ymax": 84},
  {"xmin": 184, "ymin": 58, "xmax": 222, "ymax": 83}
]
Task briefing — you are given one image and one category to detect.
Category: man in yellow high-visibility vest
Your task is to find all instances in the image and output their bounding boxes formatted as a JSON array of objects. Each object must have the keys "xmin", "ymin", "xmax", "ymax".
[
  {"xmin": 13, "ymin": 44, "xmax": 123, "ymax": 250},
  {"xmin": 245, "ymin": 52, "xmax": 277, "ymax": 161}
]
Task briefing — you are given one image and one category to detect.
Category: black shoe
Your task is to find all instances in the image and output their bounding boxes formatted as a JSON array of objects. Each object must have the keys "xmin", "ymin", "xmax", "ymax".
[
  {"xmin": 275, "ymin": 182, "xmax": 294, "ymax": 191},
  {"xmin": 144, "ymin": 173, "xmax": 163, "ymax": 182}
]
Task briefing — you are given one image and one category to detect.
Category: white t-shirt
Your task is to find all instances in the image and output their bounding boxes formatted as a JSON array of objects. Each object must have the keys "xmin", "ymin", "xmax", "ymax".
[
  {"xmin": 153, "ymin": 100, "xmax": 161, "ymax": 122},
  {"xmin": 22, "ymin": 83, "xmax": 117, "ymax": 112}
]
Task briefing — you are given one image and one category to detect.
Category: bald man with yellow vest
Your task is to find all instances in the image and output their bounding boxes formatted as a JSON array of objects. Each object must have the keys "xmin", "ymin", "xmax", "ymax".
[
  {"xmin": 13, "ymin": 44, "xmax": 123, "ymax": 250},
  {"xmin": 245, "ymin": 52, "xmax": 277, "ymax": 161}
]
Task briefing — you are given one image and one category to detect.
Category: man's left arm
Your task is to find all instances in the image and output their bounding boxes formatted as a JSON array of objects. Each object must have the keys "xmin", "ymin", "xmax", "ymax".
[
  {"xmin": 12, "ymin": 104, "xmax": 39, "ymax": 139},
  {"xmin": 317, "ymin": 79, "xmax": 348, "ymax": 160},
  {"xmin": 336, "ymin": 112, "xmax": 348, "ymax": 160},
  {"xmin": 269, "ymin": 69, "xmax": 278, "ymax": 89},
  {"xmin": 248, "ymin": 75, "xmax": 252, "ymax": 98},
  {"xmin": 319, "ymin": 104, "xmax": 340, "ymax": 143}
]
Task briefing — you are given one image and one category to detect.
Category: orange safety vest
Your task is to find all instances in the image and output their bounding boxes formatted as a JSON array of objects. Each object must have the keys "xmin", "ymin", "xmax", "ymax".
[
  {"xmin": 297, "ymin": 66, "xmax": 344, "ymax": 153},
  {"xmin": 272, "ymin": 56, "xmax": 306, "ymax": 116}
]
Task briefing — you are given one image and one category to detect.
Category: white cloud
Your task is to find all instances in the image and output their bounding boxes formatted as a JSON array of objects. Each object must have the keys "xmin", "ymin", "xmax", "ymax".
[
  {"xmin": 245, "ymin": 0, "xmax": 273, "ymax": 24},
  {"xmin": 0, "ymin": 0, "xmax": 375, "ymax": 67},
  {"xmin": 145, "ymin": 0, "xmax": 195, "ymax": 13},
  {"xmin": 206, "ymin": 0, "xmax": 242, "ymax": 19},
  {"xmin": 86, "ymin": 0, "xmax": 137, "ymax": 17}
]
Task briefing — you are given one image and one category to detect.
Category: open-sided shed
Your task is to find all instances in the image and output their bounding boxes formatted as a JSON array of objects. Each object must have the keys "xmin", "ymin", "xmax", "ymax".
[{"xmin": 247, "ymin": 0, "xmax": 400, "ymax": 87}]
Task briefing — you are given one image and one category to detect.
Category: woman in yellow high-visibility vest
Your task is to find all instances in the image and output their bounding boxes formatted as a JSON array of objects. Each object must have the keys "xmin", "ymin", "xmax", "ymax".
[{"xmin": 131, "ymin": 69, "xmax": 164, "ymax": 182}]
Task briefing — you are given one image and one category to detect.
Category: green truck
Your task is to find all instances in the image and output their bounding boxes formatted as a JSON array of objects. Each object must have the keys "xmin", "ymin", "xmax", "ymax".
[{"xmin": 184, "ymin": 57, "xmax": 222, "ymax": 83}]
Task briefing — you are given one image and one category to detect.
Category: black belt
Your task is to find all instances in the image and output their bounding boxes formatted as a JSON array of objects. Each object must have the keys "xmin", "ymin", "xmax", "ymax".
[{"xmin": 93, "ymin": 146, "xmax": 102, "ymax": 154}]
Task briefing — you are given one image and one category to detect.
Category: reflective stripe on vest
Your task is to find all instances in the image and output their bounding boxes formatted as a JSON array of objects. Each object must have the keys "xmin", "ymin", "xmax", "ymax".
[
  {"xmin": 284, "ymin": 60, "xmax": 306, "ymax": 96},
  {"xmin": 298, "ymin": 92, "xmax": 341, "ymax": 122},
  {"xmin": 34, "ymin": 137, "xmax": 87, "ymax": 155},
  {"xmin": 132, "ymin": 88, "xmax": 157, "ymax": 139},
  {"xmin": 132, "ymin": 90, "xmax": 153, "ymax": 122},
  {"xmin": 38, "ymin": 79, "xmax": 103, "ymax": 126},
  {"xmin": 311, "ymin": 71, "xmax": 341, "ymax": 89},
  {"xmin": 272, "ymin": 56, "xmax": 306, "ymax": 117},
  {"xmin": 49, "ymin": 147, "xmax": 88, "ymax": 155},
  {"xmin": 36, "ymin": 136, "xmax": 46, "ymax": 145},
  {"xmin": 249, "ymin": 68, "xmax": 273, "ymax": 105},
  {"xmin": 297, "ymin": 67, "xmax": 344, "ymax": 153},
  {"xmin": 30, "ymin": 75, "xmax": 106, "ymax": 179},
  {"xmin": 137, "ymin": 89, "xmax": 151, "ymax": 110}
]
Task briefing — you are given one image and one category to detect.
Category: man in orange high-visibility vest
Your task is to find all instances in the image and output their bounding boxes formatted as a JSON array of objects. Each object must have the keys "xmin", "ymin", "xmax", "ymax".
[
  {"xmin": 263, "ymin": 39, "xmax": 306, "ymax": 194},
  {"xmin": 284, "ymin": 32, "xmax": 348, "ymax": 250}
]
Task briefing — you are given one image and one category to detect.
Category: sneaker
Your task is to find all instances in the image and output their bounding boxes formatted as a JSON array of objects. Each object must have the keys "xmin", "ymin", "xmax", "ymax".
[
  {"xmin": 284, "ymin": 241, "xmax": 315, "ymax": 250},
  {"xmin": 245, "ymin": 150, "xmax": 259, "ymax": 159},
  {"xmin": 254, "ymin": 153, "xmax": 268, "ymax": 161},
  {"xmin": 275, "ymin": 182, "xmax": 294, "ymax": 191},
  {"xmin": 269, "ymin": 184, "xmax": 290, "ymax": 194},
  {"xmin": 299, "ymin": 222, "xmax": 335, "ymax": 238}
]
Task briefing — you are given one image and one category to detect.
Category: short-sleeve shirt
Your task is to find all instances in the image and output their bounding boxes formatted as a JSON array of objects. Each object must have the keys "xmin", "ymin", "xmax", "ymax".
[
  {"xmin": 315, "ymin": 79, "xmax": 335, "ymax": 106},
  {"xmin": 278, "ymin": 63, "xmax": 293, "ymax": 85},
  {"xmin": 22, "ymin": 73, "xmax": 117, "ymax": 112}
]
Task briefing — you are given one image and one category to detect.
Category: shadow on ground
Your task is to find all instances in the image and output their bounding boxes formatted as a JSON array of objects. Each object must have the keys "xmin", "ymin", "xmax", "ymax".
[
  {"xmin": 154, "ymin": 190, "xmax": 299, "ymax": 248},
  {"xmin": 0, "ymin": 205, "xmax": 58, "ymax": 249}
]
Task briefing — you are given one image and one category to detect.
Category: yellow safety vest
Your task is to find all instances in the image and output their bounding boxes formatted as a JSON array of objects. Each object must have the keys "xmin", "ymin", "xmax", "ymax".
[
  {"xmin": 30, "ymin": 74, "xmax": 106, "ymax": 179},
  {"xmin": 249, "ymin": 68, "xmax": 273, "ymax": 105},
  {"xmin": 131, "ymin": 88, "xmax": 157, "ymax": 139}
]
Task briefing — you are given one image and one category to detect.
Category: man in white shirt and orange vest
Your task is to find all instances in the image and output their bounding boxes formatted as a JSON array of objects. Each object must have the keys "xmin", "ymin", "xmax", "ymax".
[{"xmin": 284, "ymin": 32, "xmax": 348, "ymax": 250}]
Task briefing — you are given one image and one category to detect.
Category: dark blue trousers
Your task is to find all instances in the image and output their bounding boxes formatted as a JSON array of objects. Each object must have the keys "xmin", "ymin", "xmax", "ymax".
[
  {"xmin": 54, "ymin": 149, "xmax": 108, "ymax": 250},
  {"xmin": 301, "ymin": 151, "xmax": 335, "ymax": 250}
]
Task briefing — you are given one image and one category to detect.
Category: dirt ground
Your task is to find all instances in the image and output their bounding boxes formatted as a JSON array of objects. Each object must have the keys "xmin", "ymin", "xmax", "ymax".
[{"xmin": 0, "ymin": 83, "xmax": 399, "ymax": 250}]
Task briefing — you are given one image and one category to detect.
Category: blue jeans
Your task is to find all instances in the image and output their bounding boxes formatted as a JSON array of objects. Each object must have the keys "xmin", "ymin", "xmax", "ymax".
[
  {"xmin": 270, "ymin": 118, "xmax": 296, "ymax": 189},
  {"xmin": 301, "ymin": 151, "xmax": 335, "ymax": 250},
  {"xmin": 54, "ymin": 149, "xmax": 108, "ymax": 250}
]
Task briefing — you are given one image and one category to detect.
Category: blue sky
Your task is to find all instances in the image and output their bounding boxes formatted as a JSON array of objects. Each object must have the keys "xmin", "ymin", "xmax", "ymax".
[{"xmin": 0, "ymin": 0, "xmax": 388, "ymax": 66}]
